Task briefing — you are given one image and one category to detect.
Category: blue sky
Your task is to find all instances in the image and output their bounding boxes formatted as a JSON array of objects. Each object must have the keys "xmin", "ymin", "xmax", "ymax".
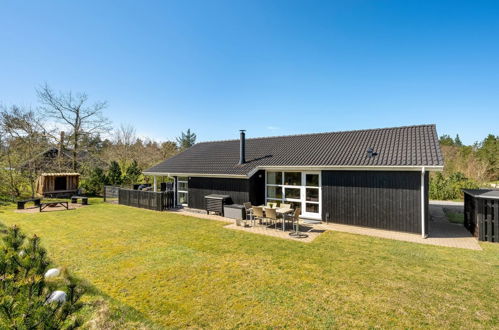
[{"xmin": 0, "ymin": 0, "xmax": 498, "ymax": 145}]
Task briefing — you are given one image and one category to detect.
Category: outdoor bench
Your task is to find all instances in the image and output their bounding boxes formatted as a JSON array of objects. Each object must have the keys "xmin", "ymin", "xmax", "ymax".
[
  {"xmin": 17, "ymin": 198, "xmax": 41, "ymax": 210},
  {"xmin": 71, "ymin": 196, "xmax": 89, "ymax": 205}
]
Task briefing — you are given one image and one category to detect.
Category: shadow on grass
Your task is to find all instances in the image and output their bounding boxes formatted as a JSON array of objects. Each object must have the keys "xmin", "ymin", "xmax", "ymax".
[
  {"xmin": 74, "ymin": 275, "xmax": 163, "ymax": 329},
  {"xmin": 0, "ymin": 222, "xmax": 161, "ymax": 329}
]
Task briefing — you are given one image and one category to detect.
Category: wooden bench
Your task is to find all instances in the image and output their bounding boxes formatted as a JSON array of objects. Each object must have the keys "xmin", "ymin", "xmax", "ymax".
[
  {"xmin": 39, "ymin": 201, "xmax": 69, "ymax": 212},
  {"xmin": 71, "ymin": 196, "xmax": 89, "ymax": 205},
  {"xmin": 17, "ymin": 198, "xmax": 41, "ymax": 210}
]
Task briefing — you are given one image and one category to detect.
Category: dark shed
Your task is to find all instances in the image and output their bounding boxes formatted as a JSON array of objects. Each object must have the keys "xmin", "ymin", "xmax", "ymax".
[{"xmin": 463, "ymin": 189, "xmax": 499, "ymax": 242}]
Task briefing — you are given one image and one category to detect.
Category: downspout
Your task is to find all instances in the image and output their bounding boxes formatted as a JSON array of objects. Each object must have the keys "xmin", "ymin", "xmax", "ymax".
[
  {"xmin": 421, "ymin": 167, "xmax": 427, "ymax": 238},
  {"xmin": 173, "ymin": 176, "xmax": 177, "ymax": 207}
]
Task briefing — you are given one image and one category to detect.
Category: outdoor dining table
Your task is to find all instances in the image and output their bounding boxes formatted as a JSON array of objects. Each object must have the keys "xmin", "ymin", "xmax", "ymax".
[{"xmin": 257, "ymin": 205, "xmax": 294, "ymax": 231}]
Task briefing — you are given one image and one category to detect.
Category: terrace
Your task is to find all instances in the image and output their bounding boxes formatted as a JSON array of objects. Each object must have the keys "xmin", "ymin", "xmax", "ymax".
[{"xmin": 174, "ymin": 206, "xmax": 481, "ymax": 250}]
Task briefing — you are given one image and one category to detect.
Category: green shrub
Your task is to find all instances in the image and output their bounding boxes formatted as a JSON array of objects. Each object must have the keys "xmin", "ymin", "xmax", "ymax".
[
  {"xmin": 123, "ymin": 160, "xmax": 142, "ymax": 184},
  {"xmin": 429, "ymin": 172, "xmax": 479, "ymax": 200},
  {"xmin": 80, "ymin": 167, "xmax": 108, "ymax": 196},
  {"xmin": 107, "ymin": 161, "xmax": 122, "ymax": 185},
  {"xmin": 0, "ymin": 225, "xmax": 84, "ymax": 329}
]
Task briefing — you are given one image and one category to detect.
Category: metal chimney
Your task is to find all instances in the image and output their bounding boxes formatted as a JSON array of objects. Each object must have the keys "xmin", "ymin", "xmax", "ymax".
[{"xmin": 239, "ymin": 130, "xmax": 246, "ymax": 164}]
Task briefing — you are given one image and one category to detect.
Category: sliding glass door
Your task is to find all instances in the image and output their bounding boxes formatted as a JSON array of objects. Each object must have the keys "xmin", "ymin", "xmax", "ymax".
[{"xmin": 265, "ymin": 171, "xmax": 321, "ymax": 219}]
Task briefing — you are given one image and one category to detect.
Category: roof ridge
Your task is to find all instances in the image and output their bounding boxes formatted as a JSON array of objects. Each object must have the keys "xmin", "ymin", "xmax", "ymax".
[{"xmin": 194, "ymin": 124, "xmax": 437, "ymax": 145}]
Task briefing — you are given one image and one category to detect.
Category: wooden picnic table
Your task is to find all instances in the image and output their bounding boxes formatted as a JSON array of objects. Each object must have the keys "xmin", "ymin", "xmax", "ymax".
[{"xmin": 39, "ymin": 201, "xmax": 69, "ymax": 212}]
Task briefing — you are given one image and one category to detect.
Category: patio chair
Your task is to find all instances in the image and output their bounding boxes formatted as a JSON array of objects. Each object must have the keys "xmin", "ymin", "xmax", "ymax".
[
  {"xmin": 243, "ymin": 202, "xmax": 253, "ymax": 223},
  {"xmin": 280, "ymin": 203, "xmax": 291, "ymax": 209},
  {"xmin": 289, "ymin": 208, "xmax": 308, "ymax": 238},
  {"xmin": 252, "ymin": 206, "xmax": 265, "ymax": 225},
  {"xmin": 265, "ymin": 208, "xmax": 278, "ymax": 229}
]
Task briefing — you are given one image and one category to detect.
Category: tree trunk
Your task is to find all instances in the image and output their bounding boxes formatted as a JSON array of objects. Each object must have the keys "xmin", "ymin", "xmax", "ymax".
[{"xmin": 73, "ymin": 132, "xmax": 78, "ymax": 171}]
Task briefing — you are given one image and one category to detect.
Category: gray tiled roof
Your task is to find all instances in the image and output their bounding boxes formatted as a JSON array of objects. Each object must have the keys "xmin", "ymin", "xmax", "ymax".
[{"xmin": 144, "ymin": 124, "xmax": 444, "ymax": 177}]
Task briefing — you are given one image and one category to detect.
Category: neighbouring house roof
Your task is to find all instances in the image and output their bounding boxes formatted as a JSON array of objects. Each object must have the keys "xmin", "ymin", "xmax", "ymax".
[
  {"xmin": 144, "ymin": 124, "xmax": 444, "ymax": 178},
  {"xmin": 19, "ymin": 146, "xmax": 108, "ymax": 172}
]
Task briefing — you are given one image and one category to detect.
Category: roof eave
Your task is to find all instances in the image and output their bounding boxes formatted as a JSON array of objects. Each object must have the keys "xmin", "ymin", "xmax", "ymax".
[
  {"xmin": 248, "ymin": 165, "xmax": 444, "ymax": 177},
  {"xmin": 144, "ymin": 165, "xmax": 444, "ymax": 179},
  {"xmin": 142, "ymin": 171, "xmax": 247, "ymax": 179}
]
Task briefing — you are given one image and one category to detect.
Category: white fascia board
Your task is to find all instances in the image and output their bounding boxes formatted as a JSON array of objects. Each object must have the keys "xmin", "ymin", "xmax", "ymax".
[
  {"xmin": 145, "ymin": 165, "xmax": 444, "ymax": 180},
  {"xmin": 142, "ymin": 172, "xmax": 247, "ymax": 179},
  {"xmin": 249, "ymin": 165, "xmax": 444, "ymax": 177}
]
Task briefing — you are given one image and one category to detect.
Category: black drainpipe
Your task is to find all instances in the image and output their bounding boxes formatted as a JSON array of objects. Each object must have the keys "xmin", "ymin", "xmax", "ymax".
[{"xmin": 239, "ymin": 130, "xmax": 246, "ymax": 165}]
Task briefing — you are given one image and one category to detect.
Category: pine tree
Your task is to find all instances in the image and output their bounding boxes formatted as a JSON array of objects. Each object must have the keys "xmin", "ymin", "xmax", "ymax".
[
  {"xmin": 0, "ymin": 225, "xmax": 84, "ymax": 329},
  {"xmin": 123, "ymin": 160, "xmax": 142, "ymax": 184},
  {"xmin": 107, "ymin": 160, "xmax": 123, "ymax": 185},
  {"xmin": 439, "ymin": 134, "xmax": 455, "ymax": 146},
  {"xmin": 81, "ymin": 167, "xmax": 109, "ymax": 195},
  {"xmin": 176, "ymin": 129, "xmax": 197, "ymax": 151},
  {"xmin": 454, "ymin": 134, "xmax": 463, "ymax": 146}
]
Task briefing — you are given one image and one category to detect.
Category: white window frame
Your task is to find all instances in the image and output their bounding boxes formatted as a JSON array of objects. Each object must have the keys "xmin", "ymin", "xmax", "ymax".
[
  {"xmin": 265, "ymin": 171, "xmax": 322, "ymax": 220},
  {"xmin": 177, "ymin": 177, "xmax": 188, "ymax": 206},
  {"xmin": 302, "ymin": 172, "xmax": 321, "ymax": 218}
]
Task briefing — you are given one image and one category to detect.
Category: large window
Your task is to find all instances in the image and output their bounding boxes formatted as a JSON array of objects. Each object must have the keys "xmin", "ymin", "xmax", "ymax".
[
  {"xmin": 177, "ymin": 177, "xmax": 188, "ymax": 206},
  {"xmin": 266, "ymin": 186, "xmax": 282, "ymax": 199},
  {"xmin": 284, "ymin": 172, "xmax": 301, "ymax": 185},
  {"xmin": 266, "ymin": 172, "xmax": 282, "ymax": 185},
  {"xmin": 265, "ymin": 171, "xmax": 321, "ymax": 219}
]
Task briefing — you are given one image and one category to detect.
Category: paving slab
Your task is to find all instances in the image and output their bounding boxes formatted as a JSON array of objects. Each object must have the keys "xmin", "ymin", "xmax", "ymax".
[{"xmin": 170, "ymin": 208, "xmax": 481, "ymax": 250}]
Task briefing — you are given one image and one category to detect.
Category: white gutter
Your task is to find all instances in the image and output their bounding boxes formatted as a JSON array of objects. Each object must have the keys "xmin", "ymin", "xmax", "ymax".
[
  {"xmin": 247, "ymin": 165, "xmax": 444, "ymax": 178},
  {"xmin": 421, "ymin": 167, "xmax": 427, "ymax": 238},
  {"xmin": 142, "ymin": 172, "xmax": 247, "ymax": 179},
  {"xmin": 144, "ymin": 165, "xmax": 444, "ymax": 179}
]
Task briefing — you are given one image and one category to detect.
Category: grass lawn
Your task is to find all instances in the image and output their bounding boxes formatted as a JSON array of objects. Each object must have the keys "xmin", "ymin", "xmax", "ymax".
[
  {"xmin": 1, "ymin": 201, "xmax": 498, "ymax": 328},
  {"xmin": 443, "ymin": 208, "xmax": 465, "ymax": 224}
]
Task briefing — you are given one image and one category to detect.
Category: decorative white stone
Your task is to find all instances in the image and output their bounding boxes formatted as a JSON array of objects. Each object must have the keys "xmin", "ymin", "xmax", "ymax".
[
  {"xmin": 44, "ymin": 268, "xmax": 61, "ymax": 279},
  {"xmin": 47, "ymin": 290, "xmax": 67, "ymax": 303},
  {"xmin": 18, "ymin": 250, "xmax": 26, "ymax": 257}
]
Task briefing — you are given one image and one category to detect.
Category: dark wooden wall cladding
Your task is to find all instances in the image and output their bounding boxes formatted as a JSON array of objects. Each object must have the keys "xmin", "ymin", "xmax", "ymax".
[
  {"xmin": 188, "ymin": 177, "xmax": 249, "ymax": 209},
  {"xmin": 321, "ymin": 170, "xmax": 424, "ymax": 234},
  {"xmin": 187, "ymin": 171, "xmax": 266, "ymax": 209}
]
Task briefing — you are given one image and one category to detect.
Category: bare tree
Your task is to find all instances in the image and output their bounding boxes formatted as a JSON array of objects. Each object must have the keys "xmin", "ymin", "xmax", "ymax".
[
  {"xmin": 114, "ymin": 124, "xmax": 137, "ymax": 166},
  {"xmin": 37, "ymin": 84, "xmax": 111, "ymax": 170}
]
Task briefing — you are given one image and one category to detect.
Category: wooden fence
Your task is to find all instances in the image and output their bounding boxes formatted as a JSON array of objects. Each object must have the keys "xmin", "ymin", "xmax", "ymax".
[
  {"xmin": 118, "ymin": 189, "xmax": 174, "ymax": 211},
  {"xmin": 464, "ymin": 193, "xmax": 499, "ymax": 242},
  {"xmin": 103, "ymin": 186, "xmax": 120, "ymax": 202}
]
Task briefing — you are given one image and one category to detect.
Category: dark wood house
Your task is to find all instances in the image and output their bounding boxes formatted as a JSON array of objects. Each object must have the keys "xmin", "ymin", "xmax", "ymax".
[{"xmin": 144, "ymin": 125, "xmax": 444, "ymax": 237}]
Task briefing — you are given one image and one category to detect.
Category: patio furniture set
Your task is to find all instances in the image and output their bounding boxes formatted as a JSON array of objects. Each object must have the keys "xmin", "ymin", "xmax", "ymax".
[
  {"xmin": 17, "ymin": 195, "xmax": 89, "ymax": 212},
  {"xmin": 236, "ymin": 202, "xmax": 309, "ymax": 238}
]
